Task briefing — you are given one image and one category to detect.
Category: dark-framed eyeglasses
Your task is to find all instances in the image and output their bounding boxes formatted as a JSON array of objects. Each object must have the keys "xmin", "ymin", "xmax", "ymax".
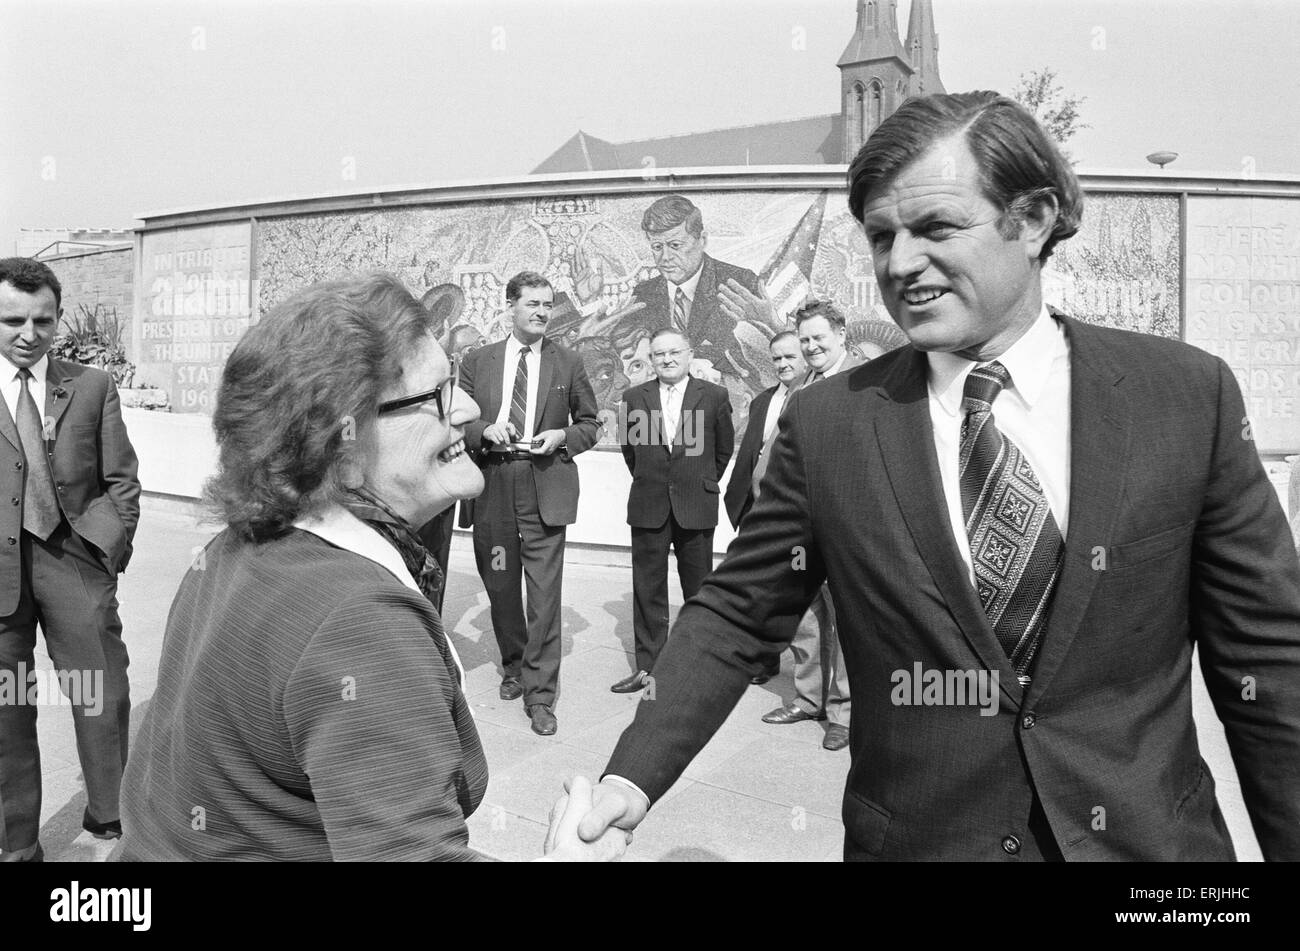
[{"xmin": 377, "ymin": 354, "xmax": 461, "ymax": 420}]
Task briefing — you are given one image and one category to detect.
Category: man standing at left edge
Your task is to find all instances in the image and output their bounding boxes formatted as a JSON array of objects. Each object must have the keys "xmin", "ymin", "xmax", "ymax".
[
  {"xmin": 460, "ymin": 271, "xmax": 600, "ymax": 735},
  {"xmin": 0, "ymin": 258, "xmax": 140, "ymax": 861}
]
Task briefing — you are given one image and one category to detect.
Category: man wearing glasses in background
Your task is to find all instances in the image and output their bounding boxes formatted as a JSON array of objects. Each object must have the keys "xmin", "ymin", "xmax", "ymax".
[
  {"xmin": 612, "ymin": 328, "xmax": 733, "ymax": 694},
  {"xmin": 458, "ymin": 272, "xmax": 600, "ymax": 736}
]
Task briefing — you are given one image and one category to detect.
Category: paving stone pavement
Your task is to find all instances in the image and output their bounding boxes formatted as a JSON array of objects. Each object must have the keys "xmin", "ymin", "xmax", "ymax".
[{"xmin": 26, "ymin": 500, "xmax": 1262, "ymax": 862}]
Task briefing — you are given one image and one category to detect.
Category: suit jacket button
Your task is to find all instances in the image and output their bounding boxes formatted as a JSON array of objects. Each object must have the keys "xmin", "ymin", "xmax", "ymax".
[
  {"xmin": 1001, "ymin": 835, "xmax": 1021, "ymax": 855},
  {"xmin": 9, "ymin": 497, "xmax": 17, "ymax": 505},
  {"xmin": 6, "ymin": 536, "xmax": 16, "ymax": 545},
  {"xmin": 1021, "ymin": 713, "xmax": 1036, "ymax": 730},
  {"xmin": 13, "ymin": 461, "xmax": 21, "ymax": 469}
]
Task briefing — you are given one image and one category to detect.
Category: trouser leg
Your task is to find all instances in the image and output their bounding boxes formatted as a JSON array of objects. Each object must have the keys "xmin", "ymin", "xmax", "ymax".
[
  {"xmin": 818, "ymin": 587, "xmax": 851, "ymax": 728},
  {"xmin": 630, "ymin": 519, "xmax": 671, "ymax": 674},
  {"xmin": 789, "ymin": 586, "xmax": 834, "ymax": 715},
  {"xmin": 473, "ymin": 463, "xmax": 526, "ymax": 679},
  {"xmin": 0, "ymin": 539, "xmax": 40, "ymax": 852},
  {"xmin": 514, "ymin": 465, "xmax": 566, "ymax": 708}
]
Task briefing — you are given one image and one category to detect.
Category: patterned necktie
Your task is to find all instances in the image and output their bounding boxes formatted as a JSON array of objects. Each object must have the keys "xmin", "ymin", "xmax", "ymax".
[
  {"xmin": 672, "ymin": 288, "xmax": 688, "ymax": 332},
  {"xmin": 508, "ymin": 348, "xmax": 529, "ymax": 437},
  {"xmin": 17, "ymin": 369, "xmax": 60, "ymax": 539},
  {"xmin": 959, "ymin": 362, "xmax": 1063, "ymax": 675},
  {"xmin": 662, "ymin": 384, "xmax": 680, "ymax": 447}
]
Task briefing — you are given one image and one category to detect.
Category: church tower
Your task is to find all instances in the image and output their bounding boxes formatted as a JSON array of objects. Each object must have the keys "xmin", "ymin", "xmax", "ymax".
[
  {"xmin": 838, "ymin": 0, "xmax": 945, "ymax": 161},
  {"xmin": 904, "ymin": 0, "xmax": 945, "ymax": 96}
]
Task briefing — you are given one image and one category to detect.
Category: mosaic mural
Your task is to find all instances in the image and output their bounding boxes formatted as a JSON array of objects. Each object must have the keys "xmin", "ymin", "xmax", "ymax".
[{"xmin": 248, "ymin": 189, "xmax": 1182, "ymax": 443}]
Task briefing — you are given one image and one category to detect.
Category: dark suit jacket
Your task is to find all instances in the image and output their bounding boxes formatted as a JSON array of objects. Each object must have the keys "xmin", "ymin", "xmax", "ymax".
[
  {"xmin": 723, "ymin": 384, "xmax": 777, "ymax": 529},
  {"xmin": 630, "ymin": 255, "xmax": 762, "ymax": 370},
  {"xmin": 620, "ymin": 377, "xmax": 734, "ymax": 531},
  {"xmin": 459, "ymin": 337, "xmax": 600, "ymax": 527},
  {"xmin": 605, "ymin": 315, "xmax": 1300, "ymax": 861},
  {"xmin": 0, "ymin": 358, "xmax": 140, "ymax": 613}
]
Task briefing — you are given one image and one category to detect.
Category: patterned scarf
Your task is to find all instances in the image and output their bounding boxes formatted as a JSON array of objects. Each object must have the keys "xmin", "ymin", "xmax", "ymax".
[{"xmin": 342, "ymin": 488, "xmax": 446, "ymax": 607}]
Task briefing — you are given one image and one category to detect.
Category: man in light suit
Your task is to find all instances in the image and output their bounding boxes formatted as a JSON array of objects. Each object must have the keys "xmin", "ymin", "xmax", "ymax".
[
  {"xmin": 459, "ymin": 271, "xmax": 600, "ymax": 735},
  {"xmin": 0, "ymin": 257, "xmax": 140, "ymax": 861},
  {"xmin": 752, "ymin": 301, "xmax": 859, "ymax": 750},
  {"xmin": 613, "ymin": 329, "xmax": 733, "ymax": 693},
  {"xmin": 576, "ymin": 92, "xmax": 1300, "ymax": 860}
]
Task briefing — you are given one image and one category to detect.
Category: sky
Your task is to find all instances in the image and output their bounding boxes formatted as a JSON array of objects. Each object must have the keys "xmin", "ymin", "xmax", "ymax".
[{"xmin": 2, "ymin": 0, "xmax": 1298, "ymax": 252}]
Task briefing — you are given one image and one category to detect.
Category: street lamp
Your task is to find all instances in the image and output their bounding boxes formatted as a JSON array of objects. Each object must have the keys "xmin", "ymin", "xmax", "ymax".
[{"xmin": 1146, "ymin": 151, "xmax": 1179, "ymax": 170}]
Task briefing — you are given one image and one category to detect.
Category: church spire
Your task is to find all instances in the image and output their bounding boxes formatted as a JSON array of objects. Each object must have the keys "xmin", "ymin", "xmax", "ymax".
[
  {"xmin": 904, "ymin": 0, "xmax": 945, "ymax": 95},
  {"xmin": 838, "ymin": 0, "xmax": 910, "ymax": 68}
]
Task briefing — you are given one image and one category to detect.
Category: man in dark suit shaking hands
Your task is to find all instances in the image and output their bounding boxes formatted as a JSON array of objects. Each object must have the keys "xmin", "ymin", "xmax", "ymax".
[
  {"xmin": 613, "ymin": 329, "xmax": 734, "ymax": 693},
  {"xmin": 460, "ymin": 272, "xmax": 600, "ymax": 735},
  {"xmin": 577, "ymin": 92, "xmax": 1300, "ymax": 860},
  {"xmin": 0, "ymin": 258, "xmax": 140, "ymax": 861}
]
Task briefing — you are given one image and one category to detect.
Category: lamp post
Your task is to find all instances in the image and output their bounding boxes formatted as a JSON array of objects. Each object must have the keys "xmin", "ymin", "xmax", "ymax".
[{"xmin": 1146, "ymin": 151, "xmax": 1179, "ymax": 170}]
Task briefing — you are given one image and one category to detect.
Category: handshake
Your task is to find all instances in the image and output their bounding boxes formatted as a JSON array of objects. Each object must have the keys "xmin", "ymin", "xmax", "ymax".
[{"xmin": 536, "ymin": 776, "xmax": 650, "ymax": 862}]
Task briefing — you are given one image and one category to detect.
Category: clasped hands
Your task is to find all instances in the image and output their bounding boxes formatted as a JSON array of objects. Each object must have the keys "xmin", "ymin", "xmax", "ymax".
[{"xmin": 538, "ymin": 777, "xmax": 648, "ymax": 862}]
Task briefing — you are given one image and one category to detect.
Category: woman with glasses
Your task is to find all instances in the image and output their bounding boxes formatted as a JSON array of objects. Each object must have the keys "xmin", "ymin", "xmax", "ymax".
[{"xmin": 113, "ymin": 273, "xmax": 623, "ymax": 861}]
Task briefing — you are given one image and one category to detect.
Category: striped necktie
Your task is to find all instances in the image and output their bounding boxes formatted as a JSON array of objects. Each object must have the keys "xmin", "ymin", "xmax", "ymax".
[
  {"xmin": 17, "ymin": 369, "xmax": 61, "ymax": 539},
  {"xmin": 508, "ymin": 348, "xmax": 529, "ymax": 437},
  {"xmin": 959, "ymin": 362, "xmax": 1063, "ymax": 676},
  {"xmin": 672, "ymin": 288, "xmax": 688, "ymax": 332}
]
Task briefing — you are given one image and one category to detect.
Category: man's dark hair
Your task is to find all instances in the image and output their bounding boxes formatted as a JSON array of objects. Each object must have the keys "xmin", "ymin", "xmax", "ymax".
[
  {"xmin": 641, "ymin": 196, "xmax": 704, "ymax": 237},
  {"xmin": 794, "ymin": 298, "xmax": 847, "ymax": 331},
  {"xmin": 769, "ymin": 330, "xmax": 799, "ymax": 348},
  {"xmin": 506, "ymin": 270, "xmax": 552, "ymax": 303},
  {"xmin": 846, "ymin": 91, "xmax": 1083, "ymax": 262},
  {"xmin": 207, "ymin": 272, "xmax": 435, "ymax": 540},
  {"xmin": 0, "ymin": 257, "xmax": 63, "ymax": 310}
]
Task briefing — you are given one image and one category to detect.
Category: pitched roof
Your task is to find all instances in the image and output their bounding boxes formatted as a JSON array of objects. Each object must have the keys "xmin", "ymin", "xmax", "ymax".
[{"xmin": 530, "ymin": 115, "xmax": 844, "ymax": 174}]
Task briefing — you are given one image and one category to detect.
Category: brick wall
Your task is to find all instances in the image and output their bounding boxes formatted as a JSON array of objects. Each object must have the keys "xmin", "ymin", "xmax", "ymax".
[{"xmin": 45, "ymin": 244, "xmax": 136, "ymax": 358}]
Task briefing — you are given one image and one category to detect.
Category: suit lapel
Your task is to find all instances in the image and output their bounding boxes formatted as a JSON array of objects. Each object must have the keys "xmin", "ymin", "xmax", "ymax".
[
  {"xmin": 689, "ymin": 256, "xmax": 718, "ymax": 344},
  {"xmin": 0, "ymin": 387, "xmax": 17, "ymax": 452},
  {"xmin": 45, "ymin": 360, "xmax": 73, "ymax": 432},
  {"xmin": 479, "ymin": 342, "xmax": 506, "ymax": 420},
  {"xmin": 672, "ymin": 377, "xmax": 704, "ymax": 454},
  {"xmin": 533, "ymin": 340, "xmax": 555, "ymax": 432},
  {"xmin": 1025, "ymin": 316, "xmax": 1130, "ymax": 702},
  {"xmin": 873, "ymin": 349, "xmax": 1022, "ymax": 704}
]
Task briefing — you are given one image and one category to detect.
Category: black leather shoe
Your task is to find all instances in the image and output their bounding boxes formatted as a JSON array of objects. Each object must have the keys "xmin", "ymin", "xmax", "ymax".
[
  {"xmin": 83, "ymin": 810, "xmax": 123, "ymax": 840},
  {"xmin": 761, "ymin": 702, "xmax": 825, "ymax": 725},
  {"xmin": 499, "ymin": 677, "xmax": 523, "ymax": 701},
  {"xmin": 527, "ymin": 704, "xmax": 557, "ymax": 736},
  {"xmin": 610, "ymin": 670, "xmax": 649, "ymax": 694},
  {"xmin": 822, "ymin": 724, "xmax": 850, "ymax": 751}
]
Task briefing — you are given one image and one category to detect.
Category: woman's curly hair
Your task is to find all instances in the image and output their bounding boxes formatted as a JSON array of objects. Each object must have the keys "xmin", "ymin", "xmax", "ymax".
[{"xmin": 206, "ymin": 272, "xmax": 435, "ymax": 540}]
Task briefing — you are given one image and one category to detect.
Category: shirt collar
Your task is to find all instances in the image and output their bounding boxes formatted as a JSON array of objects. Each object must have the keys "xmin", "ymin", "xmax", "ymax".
[
  {"xmin": 3, "ymin": 353, "xmax": 49, "ymax": 385},
  {"xmin": 659, "ymin": 377, "xmax": 688, "ymax": 395},
  {"xmin": 927, "ymin": 305, "xmax": 1062, "ymax": 417},
  {"xmin": 506, "ymin": 335, "xmax": 541, "ymax": 358},
  {"xmin": 293, "ymin": 503, "xmax": 466, "ymax": 685},
  {"xmin": 668, "ymin": 265, "xmax": 704, "ymax": 302}
]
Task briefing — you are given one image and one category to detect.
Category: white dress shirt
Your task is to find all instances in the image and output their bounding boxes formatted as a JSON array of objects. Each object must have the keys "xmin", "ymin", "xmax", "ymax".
[
  {"xmin": 1, "ymin": 353, "xmax": 49, "ymax": 426},
  {"xmin": 761, "ymin": 382, "xmax": 792, "ymax": 442},
  {"xmin": 659, "ymin": 379, "xmax": 686, "ymax": 444},
  {"xmin": 494, "ymin": 335, "xmax": 542, "ymax": 443},
  {"xmin": 802, "ymin": 349, "xmax": 851, "ymax": 388},
  {"xmin": 927, "ymin": 306, "xmax": 1072, "ymax": 586}
]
